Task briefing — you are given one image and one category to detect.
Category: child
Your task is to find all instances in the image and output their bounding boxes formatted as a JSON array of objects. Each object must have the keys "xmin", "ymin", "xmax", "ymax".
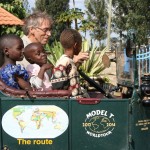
[
  {"xmin": 51, "ymin": 28, "xmax": 89, "ymax": 98},
  {"xmin": 24, "ymin": 43, "xmax": 53, "ymax": 91},
  {"xmin": 0, "ymin": 34, "xmax": 32, "ymax": 90}
]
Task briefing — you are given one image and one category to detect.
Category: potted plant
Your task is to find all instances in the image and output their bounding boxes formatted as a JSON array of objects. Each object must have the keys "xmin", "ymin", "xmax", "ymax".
[
  {"xmin": 79, "ymin": 40, "xmax": 110, "ymax": 91},
  {"xmin": 45, "ymin": 40, "xmax": 110, "ymax": 92}
]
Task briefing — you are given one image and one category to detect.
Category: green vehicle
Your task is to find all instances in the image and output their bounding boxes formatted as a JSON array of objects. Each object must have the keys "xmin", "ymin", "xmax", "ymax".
[{"xmin": 0, "ymin": 34, "xmax": 150, "ymax": 150}]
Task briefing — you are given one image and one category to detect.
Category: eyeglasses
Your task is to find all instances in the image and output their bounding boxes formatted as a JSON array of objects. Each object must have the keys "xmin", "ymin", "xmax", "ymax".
[{"xmin": 36, "ymin": 27, "xmax": 51, "ymax": 33}]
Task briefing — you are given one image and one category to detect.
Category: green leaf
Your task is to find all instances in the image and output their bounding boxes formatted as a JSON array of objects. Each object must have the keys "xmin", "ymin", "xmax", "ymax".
[
  {"xmin": 80, "ymin": 40, "xmax": 107, "ymax": 76},
  {"xmin": 45, "ymin": 41, "xmax": 64, "ymax": 66}
]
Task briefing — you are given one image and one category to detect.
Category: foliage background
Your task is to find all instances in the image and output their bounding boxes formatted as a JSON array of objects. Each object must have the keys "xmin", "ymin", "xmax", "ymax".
[
  {"xmin": 35, "ymin": 0, "xmax": 69, "ymax": 44},
  {"xmin": 84, "ymin": 0, "xmax": 108, "ymax": 45},
  {"xmin": 112, "ymin": 0, "xmax": 150, "ymax": 44},
  {"xmin": 0, "ymin": 0, "xmax": 27, "ymax": 36},
  {"xmin": 0, "ymin": 0, "xmax": 149, "ymax": 45}
]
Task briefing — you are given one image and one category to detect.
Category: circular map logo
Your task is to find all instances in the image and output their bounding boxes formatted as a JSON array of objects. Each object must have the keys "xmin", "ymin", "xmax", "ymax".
[{"xmin": 83, "ymin": 110, "xmax": 115, "ymax": 138}]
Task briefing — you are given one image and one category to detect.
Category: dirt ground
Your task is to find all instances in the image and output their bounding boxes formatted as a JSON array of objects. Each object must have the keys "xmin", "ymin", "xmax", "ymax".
[
  {"xmin": 101, "ymin": 62, "xmax": 117, "ymax": 86},
  {"xmin": 100, "ymin": 52, "xmax": 117, "ymax": 86}
]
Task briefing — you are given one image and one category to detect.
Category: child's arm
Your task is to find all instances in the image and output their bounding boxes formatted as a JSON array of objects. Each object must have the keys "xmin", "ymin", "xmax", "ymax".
[
  {"xmin": 15, "ymin": 76, "xmax": 32, "ymax": 90},
  {"xmin": 73, "ymin": 52, "xmax": 89, "ymax": 65},
  {"xmin": 51, "ymin": 64, "xmax": 71, "ymax": 90},
  {"xmin": 51, "ymin": 56, "xmax": 71, "ymax": 90},
  {"xmin": 38, "ymin": 63, "xmax": 53, "ymax": 80},
  {"xmin": 27, "ymin": 63, "xmax": 53, "ymax": 90}
]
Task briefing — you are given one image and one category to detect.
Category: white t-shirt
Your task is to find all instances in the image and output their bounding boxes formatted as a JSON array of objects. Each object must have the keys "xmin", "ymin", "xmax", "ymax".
[{"xmin": 26, "ymin": 64, "xmax": 52, "ymax": 91}]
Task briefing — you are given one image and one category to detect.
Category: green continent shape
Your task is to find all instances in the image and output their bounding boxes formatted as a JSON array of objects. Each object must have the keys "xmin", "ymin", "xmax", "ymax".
[{"xmin": 12, "ymin": 107, "xmax": 25, "ymax": 119}]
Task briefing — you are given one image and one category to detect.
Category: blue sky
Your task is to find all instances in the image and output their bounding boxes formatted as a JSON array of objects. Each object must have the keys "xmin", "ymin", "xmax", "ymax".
[
  {"xmin": 69, "ymin": 0, "xmax": 86, "ymax": 10},
  {"xmin": 28, "ymin": 0, "xmax": 35, "ymax": 8}
]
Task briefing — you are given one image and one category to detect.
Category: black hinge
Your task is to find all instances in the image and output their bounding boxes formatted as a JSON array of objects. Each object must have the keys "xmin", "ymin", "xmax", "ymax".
[
  {"xmin": 129, "ymin": 134, "xmax": 132, "ymax": 143},
  {"xmin": 129, "ymin": 103, "xmax": 132, "ymax": 113},
  {"xmin": 2, "ymin": 145, "xmax": 9, "ymax": 150}
]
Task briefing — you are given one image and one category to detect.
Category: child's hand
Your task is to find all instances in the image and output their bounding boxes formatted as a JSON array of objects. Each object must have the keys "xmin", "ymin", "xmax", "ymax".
[
  {"xmin": 41, "ymin": 63, "xmax": 54, "ymax": 71},
  {"xmin": 73, "ymin": 52, "xmax": 89, "ymax": 64},
  {"xmin": 38, "ymin": 63, "xmax": 54, "ymax": 80}
]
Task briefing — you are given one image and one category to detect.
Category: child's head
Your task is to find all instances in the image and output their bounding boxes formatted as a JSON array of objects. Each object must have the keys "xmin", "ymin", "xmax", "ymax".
[
  {"xmin": 60, "ymin": 29, "xmax": 82, "ymax": 55},
  {"xmin": 0, "ymin": 34, "xmax": 24, "ymax": 66},
  {"xmin": 24, "ymin": 43, "xmax": 47, "ymax": 66}
]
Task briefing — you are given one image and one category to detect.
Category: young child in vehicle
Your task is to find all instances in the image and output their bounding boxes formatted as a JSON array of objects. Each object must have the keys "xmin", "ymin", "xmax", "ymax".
[
  {"xmin": 24, "ymin": 43, "xmax": 53, "ymax": 91},
  {"xmin": 51, "ymin": 28, "xmax": 89, "ymax": 98},
  {"xmin": 0, "ymin": 34, "xmax": 32, "ymax": 90}
]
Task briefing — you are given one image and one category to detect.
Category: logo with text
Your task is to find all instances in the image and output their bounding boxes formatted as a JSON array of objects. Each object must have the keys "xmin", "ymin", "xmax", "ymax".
[{"xmin": 83, "ymin": 110, "xmax": 115, "ymax": 138}]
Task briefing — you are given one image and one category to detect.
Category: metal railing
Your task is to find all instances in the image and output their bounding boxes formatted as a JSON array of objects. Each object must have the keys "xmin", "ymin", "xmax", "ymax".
[{"xmin": 137, "ymin": 45, "xmax": 150, "ymax": 84}]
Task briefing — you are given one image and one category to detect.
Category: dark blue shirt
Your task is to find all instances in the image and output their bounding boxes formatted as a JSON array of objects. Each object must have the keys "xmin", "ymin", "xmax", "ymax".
[{"xmin": 0, "ymin": 64, "xmax": 29, "ymax": 89}]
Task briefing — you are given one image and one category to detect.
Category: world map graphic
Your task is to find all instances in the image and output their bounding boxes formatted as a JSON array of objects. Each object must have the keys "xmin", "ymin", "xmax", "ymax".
[
  {"xmin": 2, "ymin": 105, "xmax": 69, "ymax": 138},
  {"xmin": 89, "ymin": 116, "xmax": 110, "ymax": 133}
]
